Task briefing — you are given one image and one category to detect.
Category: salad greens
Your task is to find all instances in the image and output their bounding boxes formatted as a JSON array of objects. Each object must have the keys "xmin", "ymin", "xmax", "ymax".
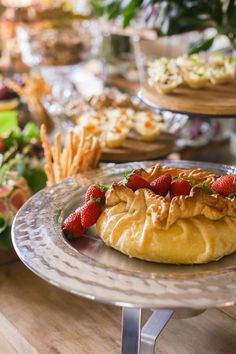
[{"xmin": 0, "ymin": 111, "xmax": 18, "ymax": 134}]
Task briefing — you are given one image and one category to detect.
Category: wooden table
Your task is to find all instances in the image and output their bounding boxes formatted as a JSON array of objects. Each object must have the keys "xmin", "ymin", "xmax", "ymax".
[{"xmin": 0, "ymin": 261, "xmax": 235, "ymax": 354}]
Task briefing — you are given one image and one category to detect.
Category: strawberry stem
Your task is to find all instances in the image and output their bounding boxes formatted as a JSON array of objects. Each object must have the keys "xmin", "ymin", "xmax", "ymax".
[{"xmin": 90, "ymin": 196, "xmax": 103, "ymax": 204}]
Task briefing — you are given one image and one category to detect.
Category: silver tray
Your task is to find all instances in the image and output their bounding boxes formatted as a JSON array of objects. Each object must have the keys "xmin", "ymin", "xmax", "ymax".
[{"xmin": 12, "ymin": 160, "xmax": 236, "ymax": 309}]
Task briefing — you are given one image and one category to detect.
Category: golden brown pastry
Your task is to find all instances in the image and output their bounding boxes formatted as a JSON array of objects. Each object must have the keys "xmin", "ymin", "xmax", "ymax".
[{"xmin": 96, "ymin": 164, "xmax": 236, "ymax": 264}]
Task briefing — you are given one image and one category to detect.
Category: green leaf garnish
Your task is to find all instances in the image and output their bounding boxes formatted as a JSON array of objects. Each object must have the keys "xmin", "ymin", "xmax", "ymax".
[
  {"xmin": 199, "ymin": 181, "xmax": 214, "ymax": 194},
  {"xmin": 173, "ymin": 176, "xmax": 181, "ymax": 180}
]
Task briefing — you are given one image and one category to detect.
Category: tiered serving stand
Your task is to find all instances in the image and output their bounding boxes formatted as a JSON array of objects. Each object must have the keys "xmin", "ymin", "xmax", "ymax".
[
  {"xmin": 139, "ymin": 80, "xmax": 236, "ymax": 118},
  {"xmin": 12, "ymin": 158, "xmax": 236, "ymax": 354}
]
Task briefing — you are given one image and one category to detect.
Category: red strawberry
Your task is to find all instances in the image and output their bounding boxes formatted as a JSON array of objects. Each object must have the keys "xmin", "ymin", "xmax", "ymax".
[
  {"xmin": 150, "ymin": 173, "xmax": 172, "ymax": 196},
  {"xmin": 85, "ymin": 184, "xmax": 107, "ymax": 204},
  {"xmin": 126, "ymin": 174, "xmax": 150, "ymax": 191},
  {"xmin": 212, "ymin": 175, "xmax": 236, "ymax": 196},
  {"xmin": 170, "ymin": 179, "xmax": 191, "ymax": 198},
  {"xmin": 62, "ymin": 209, "xmax": 85, "ymax": 238},
  {"xmin": 80, "ymin": 200, "xmax": 102, "ymax": 227}
]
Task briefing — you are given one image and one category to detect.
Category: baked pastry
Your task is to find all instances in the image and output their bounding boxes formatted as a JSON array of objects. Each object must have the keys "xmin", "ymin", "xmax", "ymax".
[
  {"xmin": 182, "ymin": 65, "xmax": 209, "ymax": 89},
  {"xmin": 135, "ymin": 111, "xmax": 163, "ymax": 141},
  {"xmin": 96, "ymin": 164, "xmax": 236, "ymax": 264},
  {"xmin": 148, "ymin": 58, "xmax": 182, "ymax": 94},
  {"xmin": 176, "ymin": 54, "xmax": 204, "ymax": 70},
  {"xmin": 105, "ymin": 108, "xmax": 132, "ymax": 148},
  {"xmin": 207, "ymin": 53, "xmax": 235, "ymax": 84},
  {"xmin": 76, "ymin": 112, "xmax": 103, "ymax": 136}
]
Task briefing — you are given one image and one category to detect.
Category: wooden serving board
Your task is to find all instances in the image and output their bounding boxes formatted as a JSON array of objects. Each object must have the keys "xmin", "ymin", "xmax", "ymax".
[
  {"xmin": 101, "ymin": 132, "xmax": 174, "ymax": 162},
  {"xmin": 141, "ymin": 81, "xmax": 236, "ymax": 116}
]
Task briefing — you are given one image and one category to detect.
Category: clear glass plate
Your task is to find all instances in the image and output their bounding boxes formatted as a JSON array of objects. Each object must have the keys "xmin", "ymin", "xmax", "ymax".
[{"xmin": 12, "ymin": 160, "xmax": 236, "ymax": 309}]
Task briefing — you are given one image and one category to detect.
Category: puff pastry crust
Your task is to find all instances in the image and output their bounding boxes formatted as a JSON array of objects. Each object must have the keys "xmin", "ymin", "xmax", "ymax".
[{"xmin": 96, "ymin": 164, "xmax": 236, "ymax": 264}]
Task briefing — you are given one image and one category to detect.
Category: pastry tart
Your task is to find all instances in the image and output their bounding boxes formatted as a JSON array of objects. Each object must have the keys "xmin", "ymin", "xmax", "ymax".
[
  {"xmin": 208, "ymin": 60, "xmax": 235, "ymax": 84},
  {"xmin": 135, "ymin": 111, "xmax": 163, "ymax": 141},
  {"xmin": 148, "ymin": 58, "xmax": 182, "ymax": 94},
  {"xmin": 182, "ymin": 66, "xmax": 209, "ymax": 89},
  {"xmin": 96, "ymin": 164, "xmax": 236, "ymax": 264}
]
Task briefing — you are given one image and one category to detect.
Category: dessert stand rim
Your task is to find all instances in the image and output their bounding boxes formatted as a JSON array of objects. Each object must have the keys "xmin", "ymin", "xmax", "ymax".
[
  {"xmin": 11, "ymin": 160, "xmax": 236, "ymax": 310},
  {"xmin": 137, "ymin": 89, "xmax": 236, "ymax": 119}
]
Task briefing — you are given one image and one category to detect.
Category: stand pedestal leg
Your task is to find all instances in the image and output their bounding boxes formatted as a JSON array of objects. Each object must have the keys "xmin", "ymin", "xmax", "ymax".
[
  {"xmin": 140, "ymin": 309, "xmax": 173, "ymax": 354},
  {"xmin": 121, "ymin": 308, "xmax": 173, "ymax": 354},
  {"xmin": 121, "ymin": 308, "xmax": 141, "ymax": 354}
]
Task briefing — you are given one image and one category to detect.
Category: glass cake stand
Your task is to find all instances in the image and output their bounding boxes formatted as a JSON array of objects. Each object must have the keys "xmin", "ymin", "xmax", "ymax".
[{"xmin": 12, "ymin": 161, "xmax": 236, "ymax": 354}]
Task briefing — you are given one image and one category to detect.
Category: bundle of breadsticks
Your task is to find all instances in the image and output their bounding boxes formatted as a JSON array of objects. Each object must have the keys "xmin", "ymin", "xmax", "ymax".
[{"xmin": 40, "ymin": 124, "xmax": 104, "ymax": 185}]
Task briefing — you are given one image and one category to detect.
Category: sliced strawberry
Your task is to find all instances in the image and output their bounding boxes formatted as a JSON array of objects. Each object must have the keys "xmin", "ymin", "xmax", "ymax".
[
  {"xmin": 125, "ymin": 174, "xmax": 150, "ymax": 192},
  {"xmin": 85, "ymin": 184, "xmax": 107, "ymax": 204},
  {"xmin": 62, "ymin": 209, "xmax": 85, "ymax": 238},
  {"xmin": 170, "ymin": 179, "xmax": 191, "ymax": 198},
  {"xmin": 80, "ymin": 200, "xmax": 102, "ymax": 228},
  {"xmin": 212, "ymin": 175, "xmax": 236, "ymax": 196},
  {"xmin": 150, "ymin": 173, "xmax": 172, "ymax": 196}
]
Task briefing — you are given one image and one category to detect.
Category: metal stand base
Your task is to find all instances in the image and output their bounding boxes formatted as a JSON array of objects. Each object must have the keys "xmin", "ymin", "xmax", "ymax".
[{"xmin": 121, "ymin": 308, "xmax": 174, "ymax": 354}]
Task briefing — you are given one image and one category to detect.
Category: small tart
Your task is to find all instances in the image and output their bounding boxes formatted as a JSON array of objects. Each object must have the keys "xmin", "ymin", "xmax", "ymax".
[
  {"xmin": 208, "ymin": 51, "xmax": 225, "ymax": 66},
  {"xmin": 106, "ymin": 129, "xmax": 128, "ymax": 148},
  {"xmin": 135, "ymin": 111, "xmax": 163, "ymax": 141},
  {"xmin": 96, "ymin": 164, "xmax": 236, "ymax": 264},
  {"xmin": 208, "ymin": 62, "xmax": 235, "ymax": 85},
  {"xmin": 76, "ymin": 112, "xmax": 103, "ymax": 135},
  {"xmin": 148, "ymin": 58, "xmax": 182, "ymax": 94},
  {"xmin": 182, "ymin": 67, "xmax": 209, "ymax": 89},
  {"xmin": 176, "ymin": 54, "xmax": 204, "ymax": 70}
]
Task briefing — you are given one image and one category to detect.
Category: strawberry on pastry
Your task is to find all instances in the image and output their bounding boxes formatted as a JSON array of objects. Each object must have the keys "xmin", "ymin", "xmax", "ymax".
[
  {"xmin": 81, "ymin": 200, "xmax": 102, "ymax": 228},
  {"xmin": 150, "ymin": 173, "xmax": 172, "ymax": 196},
  {"xmin": 125, "ymin": 174, "xmax": 150, "ymax": 192},
  {"xmin": 62, "ymin": 209, "xmax": 85, "ymax": 238},
  {"xmin": 212, "ymin": 175, "xmax": 236, "ymax": 196},
  {"xmin": 85, "ymin": 184, "xmax": 107, "ymax": 204},
  {"xmin": 170, "ymin": 179, "xmax": 191, "ymax": 198}
]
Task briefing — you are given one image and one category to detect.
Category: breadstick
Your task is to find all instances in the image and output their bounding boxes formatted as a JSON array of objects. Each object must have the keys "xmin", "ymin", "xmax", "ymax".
[
  {"xmin": 69, "ymin": 127, "xmax": 85, "ymax": 175},
  {"xmin": 40, "ymin": 124, "xmax": 55, "ymax": 184},
  {"xmin": 54, "ymin": 133, "xmax": 62, "ymax": 182},
  {"xmin": 44, "ymin": 164, "xmax": 54, "ymax": 185}
]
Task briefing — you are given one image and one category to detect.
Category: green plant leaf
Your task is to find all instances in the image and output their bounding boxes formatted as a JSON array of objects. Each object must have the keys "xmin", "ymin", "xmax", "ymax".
[
  {"xmin": 22, "ymin": 122, "xmax": 40, "ymax": 141},
  {"xmin": 122, "ymin": 0, "xmax": 144, "ymax": 27},
  {"xmin": 0, "ymin": 213, "xmax": 7, "ymax": 234},
  {"xmin": 16, "ymin": 163, "xmax": 47, "ymax": 194},
  {"xmin": 0, "ymin": 111, "xmax": 18, "ymax": 134},
  {"xmin": 0, "ymin": 226, "xmax": 12, "ymax": 251},
  {"xmin": 188, "ymin": 36, "xmax": 215, "ymax": 54}
]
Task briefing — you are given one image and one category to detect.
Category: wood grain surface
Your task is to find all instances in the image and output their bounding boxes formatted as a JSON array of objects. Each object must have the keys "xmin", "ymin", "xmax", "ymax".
[
  {"xmin": 141, "ymin": 81, "xmax": 236, "ymax": 116},
  {"xmin": 0, "ymin": 261, "xmax": 235, "ymax": 354},
  {"xmin": 101, "ymin": 133, "xmax": 174, "ymax": 162}
]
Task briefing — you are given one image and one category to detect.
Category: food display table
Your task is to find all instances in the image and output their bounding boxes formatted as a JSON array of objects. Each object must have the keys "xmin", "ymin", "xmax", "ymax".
[{"xmin": 0, "ymin": 262, "xmax": 235, "ymax": 354}]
